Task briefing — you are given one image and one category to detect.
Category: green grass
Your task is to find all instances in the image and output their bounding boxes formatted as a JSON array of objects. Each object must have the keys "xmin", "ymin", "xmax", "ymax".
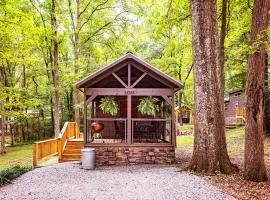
[
  {"xmin": 177, "ymin": 126, "xmax": 245, "ymax": 148},
  {"xmin": 176, "ymin": 126, "xmax": 270, "ymax": 159},
  {"xmin": 0, "ymin": 144, "xmax": 33, "ymax": 170},
  {"xmin": 179, "ymin": 124, "xmax": 194, "ymax": 132}
]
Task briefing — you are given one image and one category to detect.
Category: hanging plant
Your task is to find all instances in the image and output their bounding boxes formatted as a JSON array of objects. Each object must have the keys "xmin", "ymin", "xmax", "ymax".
[
  {"xmin": 160, "ymin": 101, "xmax": 172, "ymax": 118},
  {"xmin": 137, "ymin": 97, "xmax": 159, "ymax": 117},
  {"xmin": 99, "ymin": 97, "xmax": 119, "ymax": 116}
]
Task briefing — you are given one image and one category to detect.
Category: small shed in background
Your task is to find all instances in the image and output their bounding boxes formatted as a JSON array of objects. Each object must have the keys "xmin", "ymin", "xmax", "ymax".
[{"xmin": 175, "ymin": 104, "xmax": 193, "ymax": 124}]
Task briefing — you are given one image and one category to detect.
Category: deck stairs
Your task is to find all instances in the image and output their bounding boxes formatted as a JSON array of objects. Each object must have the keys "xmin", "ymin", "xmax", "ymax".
[{"xmin": 60, "ymin": 139, "xmax": 84, "ymax": 162}]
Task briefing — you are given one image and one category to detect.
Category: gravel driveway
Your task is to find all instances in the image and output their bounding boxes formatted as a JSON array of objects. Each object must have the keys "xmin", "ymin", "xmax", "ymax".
[{"xmin": 0, "ymin": 163, "xmax": 234, "ymax": 200}]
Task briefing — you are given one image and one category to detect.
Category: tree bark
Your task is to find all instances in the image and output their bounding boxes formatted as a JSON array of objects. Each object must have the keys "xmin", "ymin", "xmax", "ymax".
[
  {"xmin": 244, "ymin": 0, "xmax": 269, "ymax": 182},
  {"xmin": 264, "ymin": 53, "xmax": 270, "ymax": 136},
  {"xmin": 189, "ymin": 0, "xmax": 237, "ymax": 174},
  {"xmin": 0, "ymin": 68, "xmax": 6, "ymax": 154},
  {"xmin": 51, "ymin": 0, "xmax": 60, "ymax": 137}
]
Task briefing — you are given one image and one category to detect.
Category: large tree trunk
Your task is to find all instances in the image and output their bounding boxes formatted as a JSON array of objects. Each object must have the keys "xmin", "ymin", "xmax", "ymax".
[
  {"xmin": 244, "ymin": 0, "xmax": 269, "ymax": 182},
  {"xmin": 51, "ymin": 0, "xmax": 60, "ymax": 137},
  {"xmin": 189, "ymin": 0, "xmax": 237, "ymax": 174}
]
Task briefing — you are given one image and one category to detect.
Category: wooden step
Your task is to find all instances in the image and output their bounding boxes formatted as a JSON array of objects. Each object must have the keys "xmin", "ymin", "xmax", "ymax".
[
  {"xmin": 65, "ymin": 144, "xmax": 84, "ymax": 149},
  {"xmin": 67, "ymin": 141, "xmax": 84, "ymax": 145},
  {"xmin": 60, "ymin": 158, "xmax": 81, "ymax": 162},
  {"xmin": 62, "ymin": 153, "xmax": 81, "ymax": 159},
  {"xmin": 63, "ymin": 149, "xmax": 82, "ymax": 154}
]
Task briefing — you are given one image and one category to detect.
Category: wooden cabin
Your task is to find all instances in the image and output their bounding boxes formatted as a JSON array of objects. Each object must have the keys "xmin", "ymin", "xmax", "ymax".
[
  {"xmin": 175, "ymin": 104, "xmax": 193, "ymax": 124},
  {"xmin": 224, "ymin": 89, "xmax": 246, "ymax": 125},
  {"xmin": 75, "ymin": 53, "xmax": 183, "ymax": 165}
]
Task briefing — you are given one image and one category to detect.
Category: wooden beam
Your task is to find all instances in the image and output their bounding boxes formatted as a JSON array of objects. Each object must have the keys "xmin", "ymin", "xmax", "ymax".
[
  {"xmin": 131, "ymin": 62, "xmax": 175, "ymax": 88},
  {"xmin": 171, "ymin": 94, "xmax": 176, "ymax": 147},
  {"xmin": 128, "ymin": 64, "xmax": 131, "ymax": 87},
  {"xmin": 162, "ymin": 95, "xmax": 173, "ymax": 106},
  {"xmin": 127, "ymin": 95, "xmax": 131, "ymax": 144},
  {"xmin": 83, "ymin": 62, "xmax": 129, "ymax": 88},
  {"xmin": 131, "ymin": 72, "xmax": 147, "ymax": 88},
  {"xmin": 86, "ymin": 95, "xmax": 97, "ymax": 105},
  {"xmin": 84, "ymin": 94, "xmax": 87, "ymax": 145},
  {"xmin": 85, "ymin": 88, "xmax": 174, "ymax": 96},
  {"xmin": 112, "ymin": 72, "xmax": 128, "ymax": 88}
]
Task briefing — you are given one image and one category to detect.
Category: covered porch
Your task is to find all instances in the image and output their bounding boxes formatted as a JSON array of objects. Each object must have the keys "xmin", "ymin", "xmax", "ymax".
[{"xmin": 76, "ymin": 53, "xmax": 183, "ymax": 148}]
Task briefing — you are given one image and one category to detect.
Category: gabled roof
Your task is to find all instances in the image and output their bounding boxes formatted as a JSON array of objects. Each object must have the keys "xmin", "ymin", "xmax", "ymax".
[{"xmin": 75, "ymin": 53, "xmax": 183, "ymax": 89}]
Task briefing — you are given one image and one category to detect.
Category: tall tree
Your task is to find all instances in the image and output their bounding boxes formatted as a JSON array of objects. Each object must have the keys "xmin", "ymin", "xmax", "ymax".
[
  {"xmin": 0, "ymin": 69, "xmax": 5, "ymax": 154},
  {"xmin": 189, "ymin": 0, "xmax": 238, "ymax": 173},
  {"xmin": 51, "ymin": 0, "xmax": 60, "ymax": 136},
  {"xmin": 244, "ymin": 0, "xmax": 269, "ymax": 182}
]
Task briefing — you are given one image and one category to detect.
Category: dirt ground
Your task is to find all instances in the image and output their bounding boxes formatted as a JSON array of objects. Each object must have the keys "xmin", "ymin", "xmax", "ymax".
[{"xmin": 175, "ymin": 137, "xmax": 270, "ymax": 200}]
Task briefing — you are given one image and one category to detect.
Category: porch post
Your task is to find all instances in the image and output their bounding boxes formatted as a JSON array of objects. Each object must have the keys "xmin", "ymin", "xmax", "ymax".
[
  {"xmin": 84, "ymin": 93, "xmax": 87, "ymax": 145},
  {"xmin": 127, "ymin": 95, "xmax": 132, "ymax": 144},
  {"xmin": 171, "ymin": 94, "xmax": 176, "ymax": 146}
]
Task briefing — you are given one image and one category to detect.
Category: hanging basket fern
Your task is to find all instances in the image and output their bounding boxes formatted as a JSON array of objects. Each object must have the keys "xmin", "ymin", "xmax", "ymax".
[
  {"xmin": 160, "ymin": 101, "xmax": 172, "ymax": 118},
  {"xmin": 137, "ymin": 97, "xmax": 159, "ymax": 117},
  {"xmin": 99, "ymin": 97, "xmax": 119, "ymax": 116}
]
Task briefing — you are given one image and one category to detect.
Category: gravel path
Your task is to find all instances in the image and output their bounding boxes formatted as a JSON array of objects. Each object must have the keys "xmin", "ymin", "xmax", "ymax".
[{"xmin": 0, "ymin": 163, "xmax": 234, "ymax": 200}]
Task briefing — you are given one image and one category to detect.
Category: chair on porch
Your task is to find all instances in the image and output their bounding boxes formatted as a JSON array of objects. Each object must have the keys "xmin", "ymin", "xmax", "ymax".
[{"xmin": 114, "ymin": 121, "xmax": 125, "ymax": 142}]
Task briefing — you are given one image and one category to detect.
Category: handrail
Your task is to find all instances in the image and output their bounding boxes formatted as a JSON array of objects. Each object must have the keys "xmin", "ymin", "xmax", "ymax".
[
  {"xmin": 33, "ymin": 138, "xmax": 58, "ymax": 167},
  {"xmin": 33, "ymin": 122, "xmax": 81, "ymax": 166},
  {"xmin": 57, "ymin": 122, "xmax": 81, "ymax": 161}
]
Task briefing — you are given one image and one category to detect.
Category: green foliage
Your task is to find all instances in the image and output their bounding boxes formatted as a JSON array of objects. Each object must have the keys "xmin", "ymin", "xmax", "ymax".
[
  {"xmin": 0, "ymin": 165, "xmax": 32, "ymax": 186},
  {"xmin": 160, "ymin": 101, "xmax": 172, "ymax": 118},
  {"xmin": 137, "ymin": 97, "xmax": 159, "ymax": 117},
  {"xmin": 99, "ymin": 97, "xmax": 119, "ymax": 116},
  {"xmin": 0, "ymin": 0, "xmax": 265, "ymax": 141}
]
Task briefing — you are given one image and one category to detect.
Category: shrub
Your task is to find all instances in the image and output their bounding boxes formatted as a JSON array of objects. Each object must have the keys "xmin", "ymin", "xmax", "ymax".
[{"xmin": 0, "ymin": 165, "xmax": 32, "ymax": 186}]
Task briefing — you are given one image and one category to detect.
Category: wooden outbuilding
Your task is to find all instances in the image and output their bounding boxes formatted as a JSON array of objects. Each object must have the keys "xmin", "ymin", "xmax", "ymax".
[{"xmin": 75, "ymin": 53, "xmax": 183, "ymax": 165}]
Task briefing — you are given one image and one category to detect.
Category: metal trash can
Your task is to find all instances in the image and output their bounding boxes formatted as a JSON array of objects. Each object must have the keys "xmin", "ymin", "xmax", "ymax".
[{"xmin": 81, "ymin": 148, "xmax": 95, "ymax": 170}]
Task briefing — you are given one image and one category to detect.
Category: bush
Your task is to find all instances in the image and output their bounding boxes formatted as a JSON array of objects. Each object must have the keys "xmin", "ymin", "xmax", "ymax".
[{"xmin": 0, "ymin": 165, "xmax": 32, "ymax": 186}]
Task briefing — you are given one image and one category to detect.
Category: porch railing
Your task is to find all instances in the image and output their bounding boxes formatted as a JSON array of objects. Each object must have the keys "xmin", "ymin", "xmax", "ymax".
[
  {"xmin": 33, "ymin": 122, "xmax": 81, "ymax": 166},
  {"xmin": 87, "ymin": 118, "xmax": 126, "ymax": 144},
  {"xmin": 132, "ymin": 118, "xmax": 172, "ymax": 144}
]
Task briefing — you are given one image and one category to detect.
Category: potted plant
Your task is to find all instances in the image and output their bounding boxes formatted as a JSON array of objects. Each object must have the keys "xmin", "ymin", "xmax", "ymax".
[
  {"xmin": 99, "ymin": 96, "xmax": 119, "ymax": 116},
  {"xmin": 137, "ymin": 97, "xmax": 159, "ymax": 117}
]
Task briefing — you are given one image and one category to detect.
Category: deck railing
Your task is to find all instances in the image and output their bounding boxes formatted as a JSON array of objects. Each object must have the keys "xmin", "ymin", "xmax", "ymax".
[
  {"xmin": 33, "ymin": 138, "xmax": 58, "ymax": 167},
  {"xmin": 33, "ymin": 122, "xmax": 81, "ymax": 166}
]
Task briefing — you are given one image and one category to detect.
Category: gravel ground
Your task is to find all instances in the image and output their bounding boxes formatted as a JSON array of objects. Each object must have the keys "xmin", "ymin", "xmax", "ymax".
[{"xmin": 0, "ymin": 163, "xmax": 234, "ymax": 200}]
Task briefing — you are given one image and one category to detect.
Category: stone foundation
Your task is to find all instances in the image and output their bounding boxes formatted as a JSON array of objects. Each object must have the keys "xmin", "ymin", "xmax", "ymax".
[{"xmin": 90, "ymin": 146, "xmax": 175, "ymax": 166}]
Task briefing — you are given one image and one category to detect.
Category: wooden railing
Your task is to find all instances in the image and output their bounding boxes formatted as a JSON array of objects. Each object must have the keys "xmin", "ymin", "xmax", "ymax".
[
  {"xmin": 33, "ymin": 138, "xmax": 58, "ymax": 167},
  {"xmin": 236, "ymin": 108, "xmax": 246, "ymax": 118},
  {"xmin": 57, "ymin": 122, "xmax": 81, "ymax": 161},
  {"xmin": 33, "ymin": 122, "xmax": 81, "ymax": 166}
]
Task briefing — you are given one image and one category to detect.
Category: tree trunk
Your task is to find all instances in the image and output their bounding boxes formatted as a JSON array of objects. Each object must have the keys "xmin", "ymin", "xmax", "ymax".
[
  {"xmin": 51, "ymin": 0, "xmax": 60, "ymax": 137},
  {"xmin": 244, "ymin": 0, "xmax": 269, "ymax": 182},
  {"xmin": 189, "ymin": 0, "xmax": 237, "ymax": 174},
  {"xmin": 0, "ymin": 116, "xmax": 5, "ymax": 154},
  {"xmin": 264, "ymin": 53, "xmax": 270, "ymax": 136},
  {"xmin": 73, "ymin": 0, "xmax": 81, "ymax": 126},
  {"xmin": 0, "ymin": 68, "xmax": 6, "ymax": 154}
]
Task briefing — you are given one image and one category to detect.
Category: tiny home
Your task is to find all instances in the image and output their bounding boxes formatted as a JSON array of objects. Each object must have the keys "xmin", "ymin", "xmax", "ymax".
[
  {"xmin": 224, "ymin": 89, "xmax": 246, "ymax": 125},
  {"xmin": 75, "ymin": 53, "xmax": 183, "ymax": 165}
]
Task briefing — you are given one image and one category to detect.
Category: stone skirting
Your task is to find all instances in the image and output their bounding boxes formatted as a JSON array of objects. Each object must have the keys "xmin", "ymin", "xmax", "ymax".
[{"xmin": 91, "ymin": 146, "xmax": 175, "ymax": 166}]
